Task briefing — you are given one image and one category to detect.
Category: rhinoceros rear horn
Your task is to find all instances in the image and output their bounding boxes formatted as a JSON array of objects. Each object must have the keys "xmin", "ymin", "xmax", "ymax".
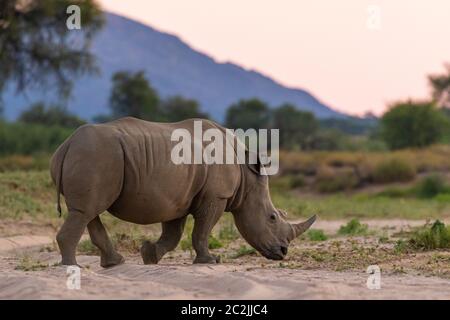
[{"xmin": 292, "ymin": 215, "xmax": 317, "ymax": 238}]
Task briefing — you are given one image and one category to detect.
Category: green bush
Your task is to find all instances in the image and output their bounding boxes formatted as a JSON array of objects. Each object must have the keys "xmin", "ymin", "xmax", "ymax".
[
  {"xmin": 414, "ymin": 175, "xmax": 449, "ymax": 198},
  {"xmin": 434, "ymin": 193, "xmax": 450, "ymax": 202},
  {"xmin": 409, "ymin": 220, "xmax": 450, "ymax": 250},
  {"xmin": 307, "ymin": 229, "xmax": 328, "ymax": 241},
  {"xmin": 0, "ymin": 122, "xmax": 73, "ymax": 155},
  {"xmin": 19, "ymin": 102, "xmax": 86, "ymax": 128},
  {"xmin": 380, "ymin": 101, "xmax": 448, "ymax": 150},
  {"xmin": 338, "ymin": 219, "xmax": 369, "ymax": 236},
  {"xmin": 218, "ymin": 221, "xmax": 240, "ymax": 241},
  {"xmin": 208, "ymin": 235, "xmax": 223, "ymax": 249},
  {"xmin": 374, "ymin": 175, "xmax": 450, "ymax": 199},
  {"xmin": 77, "ymin": 239, "xmax": 99, "ymax": 255},
  {"xmin": 372, "ymin": 158, "xmax": 416, "ymax": 183}
]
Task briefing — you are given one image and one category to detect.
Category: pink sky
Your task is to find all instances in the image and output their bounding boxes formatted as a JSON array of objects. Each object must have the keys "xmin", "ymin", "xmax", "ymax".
[{"xmin": 99, "ymin": 0, "xmax": 450, "ymax": 116}]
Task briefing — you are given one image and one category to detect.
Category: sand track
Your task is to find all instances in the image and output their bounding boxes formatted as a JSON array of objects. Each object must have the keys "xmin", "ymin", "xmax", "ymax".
[
  {"xmin": 1, "ymin": 219, "xmax": 449, "ymax": 299},
  {"xmin": 1, "ymin": 252, "xmax": 449, "ymax": 299}
]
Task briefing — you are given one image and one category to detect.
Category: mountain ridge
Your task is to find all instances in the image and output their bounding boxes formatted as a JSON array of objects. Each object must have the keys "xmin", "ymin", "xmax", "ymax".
[{"xmin": 3, "ymin": 12, "xmax": 345, "ymax": 121}]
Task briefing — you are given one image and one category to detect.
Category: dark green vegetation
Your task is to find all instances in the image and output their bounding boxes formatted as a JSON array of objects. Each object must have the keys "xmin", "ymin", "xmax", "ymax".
[
  {"xmin": 1, "ymin": 169, "xmax": 448, "ymax": 278},
  {"xmin": 338, "ymin": 219, "xmax": 369, "ymax": 236},
  {"xmin": 375, "ymin": 175, "xmax": 450, "ymax": 200},
  {"xmin": 0, "ymin": 0, "xmax": 103, "ymax": 102},
  {"xmin": 19, "ymin": 103, "xmax": 86, "ymax": 128},
  {"xmin": 0, "ymin": 122, "xmax": 72, "ymax": 155},
  {"xmin": 380, "ymin": 101, "xmax": 449, "ymax": 150},
  {"xmin": 395, "ymin": 220, "xmax": 450, "ymax": 252},
  {"xmin": 306, "ymin": 229, "xmax": 328, "ymax": 241}
]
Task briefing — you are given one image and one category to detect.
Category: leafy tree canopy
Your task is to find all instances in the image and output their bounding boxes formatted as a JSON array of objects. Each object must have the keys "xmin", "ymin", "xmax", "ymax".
[
  {"xmin": 0, "ymin": 0, "xmax": 104, "ymax": 102},
  {"xmin": 428, "ymin": 64, "xmax": 450, "ymax": 108},
  {"xmin": 19, "ymin": 102, "xmax": 86, "ymax": 128},
  {"xmin": 380, "ymin": 100, "xmax": 448, "ymax": 149},
  {"xmin": 225, "ymin": 98, "xmax": 271, "ymax": 130},
  {"xmin": 272, "ymin": 103, "xmax": 318, "ymax": 150},
  {"xmin": 109, "ymin": 71, "xmax": 161, "ymax": 120},
  {"xmin": 160, "ymin": 96, "xmax": 209, "ymax": 122}
]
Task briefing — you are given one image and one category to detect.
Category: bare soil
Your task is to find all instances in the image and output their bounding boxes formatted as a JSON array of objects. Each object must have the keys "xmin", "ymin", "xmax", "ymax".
[{"xmin": 0, "ymin": 219, "xmax": 449, "ymax": 300}]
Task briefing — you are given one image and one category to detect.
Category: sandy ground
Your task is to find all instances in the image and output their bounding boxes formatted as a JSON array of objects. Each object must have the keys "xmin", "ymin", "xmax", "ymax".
[{"xmin": 1, "ymin": 219, "xmax": 449, "ymax": 300}]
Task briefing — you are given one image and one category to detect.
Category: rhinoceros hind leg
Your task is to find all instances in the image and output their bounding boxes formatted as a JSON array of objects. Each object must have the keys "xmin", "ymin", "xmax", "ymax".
[
  {"xmin": 56, "ymin": 210, "xmax": 90, "ymax": 266},
  {"xmin": 141, "ymin": 216, "xmax": 187, "ymax": 264},
  {"xmin": 87, "ymin": 216, "xmax": 124, "ymax": 268}
]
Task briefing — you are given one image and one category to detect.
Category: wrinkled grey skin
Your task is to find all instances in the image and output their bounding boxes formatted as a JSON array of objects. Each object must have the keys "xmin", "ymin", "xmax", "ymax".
[{"xmin": 50, "ymin": 117, "xmax": 316, "ymax": 267}]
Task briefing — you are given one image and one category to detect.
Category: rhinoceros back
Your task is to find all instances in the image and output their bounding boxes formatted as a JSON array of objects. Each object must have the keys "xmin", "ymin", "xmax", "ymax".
[{"xmin": 105, "ymin": 117, "xmax": 210, "ymax": 224}]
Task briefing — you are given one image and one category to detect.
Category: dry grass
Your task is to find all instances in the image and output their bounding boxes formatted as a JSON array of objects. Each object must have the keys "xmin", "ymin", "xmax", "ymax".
[{"xmin": 278, "ymin": 145, "xmax": 450, "ymax": 193}]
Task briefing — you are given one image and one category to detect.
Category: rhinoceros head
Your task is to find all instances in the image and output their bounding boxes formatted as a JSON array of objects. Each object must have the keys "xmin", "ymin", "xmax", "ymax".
[{"xmin": 231, "ymin": 161, "xmax": 316, "ymax": 260}]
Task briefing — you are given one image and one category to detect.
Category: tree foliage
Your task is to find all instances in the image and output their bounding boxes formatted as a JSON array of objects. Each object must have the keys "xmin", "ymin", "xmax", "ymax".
[
  {"xmin": 109, "ymin": 71, "xmax": 161, "ymax": 120},
  {"xmin": 380, "ymin": 101, "xmax": 448, "ymax": 149},
  {"xmin": 225, "ymin": 98, "xmax": 271, "ymax": 130},
  {"xmin": 0, "ymin": 121, "xmax": 73, "ymax": 155},
  {"xmin": 428, "ymin": 64, "xmax": 450, "ymax": 108},
  {"xmin": 19, "ymin": 102, "xmax": 85, "ymax": 128},
  {"xmin": 0, "ymin": 0, "xmax": 104, "ymax": 100},
  {"xmin": 160, "ymin": 96, "xmax": 208, "ymax": 122},
  {"xmin": 272, "ymin": 104, "xmax": 318, "ymax": 149}
]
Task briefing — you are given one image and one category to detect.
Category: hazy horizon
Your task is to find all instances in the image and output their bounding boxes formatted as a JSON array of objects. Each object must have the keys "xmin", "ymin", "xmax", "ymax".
[{"xmin": 99, "ymin": 0, "xmax": 450, "ymax": 116}]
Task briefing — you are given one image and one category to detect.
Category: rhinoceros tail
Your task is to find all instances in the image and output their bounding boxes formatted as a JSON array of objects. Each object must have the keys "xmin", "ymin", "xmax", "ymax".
[{"xmin": 52, "ymin": 142, "xmax": 71, "ymax": 217}]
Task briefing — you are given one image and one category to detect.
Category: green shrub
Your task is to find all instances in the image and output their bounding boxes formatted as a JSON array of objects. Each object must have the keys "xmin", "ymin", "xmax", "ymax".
[
  {"xmin": 77, "ymin": 239, "xmax": 99, "ymax": 255},
  {"xmin": 180, "ymin": 237, "xmax": 192, "ymax": 252},
  {"xmin": 380, "ymin": 101, "xmax": 448, "ymax": 150},
  {"xmin": 434, "ymin": 193, "xmax": 450, "ymax": 202},
  {"xmin": 218, "ymin": 221, "xmax": 240, "ymax": 241},
  {"xmin": 338, "ymin": 219, "xmax": 369, "ymax": 236},
  {"xmin": 307, "ymin": 229, "xmax": 328, "ymax": 241},
  {"xmin": 394, "ymin": 239, "xmax": 409, "ymax": 253},
  {"xmin": 208, "ymin": 235, "xmax": 223, "ymax": 249},
  {"xmin": 375, "ymin": 175, "xmax": 450, "ymax": 199},
  {"xmin": 408, "ymin": 220, "xmax": 450, "ymax": 250},
  {"xmin": 414, "ymin": 175, "xmax": 449, "ymax": 198},
  {"xmin": 372, "ymin": 158, "xmax": 416, "ymax": 183},
  {"xmin": 0, "ymin": 122, "xmax": 73, "ymax": 155}
]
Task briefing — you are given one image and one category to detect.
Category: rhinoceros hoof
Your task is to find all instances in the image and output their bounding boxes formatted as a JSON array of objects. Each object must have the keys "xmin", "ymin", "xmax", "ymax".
[
  {"xmin": 100, "ymin": 253, "xmax": 125, "ymax": 268},
  {"xmin": 193, "ymin": 255, "xmax": 221, "ymax": 264},
  {"xmin": 141, "ymin": 241, "xmax": 160, "ymax": 264}
]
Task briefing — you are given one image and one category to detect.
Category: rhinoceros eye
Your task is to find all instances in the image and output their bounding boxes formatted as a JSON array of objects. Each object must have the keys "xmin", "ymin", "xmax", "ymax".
[{"xmin": 269, "ymin": 213, "xmax": 277, "ymax": 221}]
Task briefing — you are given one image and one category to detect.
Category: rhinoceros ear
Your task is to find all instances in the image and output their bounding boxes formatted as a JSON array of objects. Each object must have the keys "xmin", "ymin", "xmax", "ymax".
[{"xmin": 246, "ymin": 151, "xmax": 263, "ymax": 175}]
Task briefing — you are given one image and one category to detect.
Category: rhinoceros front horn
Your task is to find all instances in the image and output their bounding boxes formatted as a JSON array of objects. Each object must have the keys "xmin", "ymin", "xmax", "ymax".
[{"xmin": 291, "ymin": 215, "xmax": 317, "ymax": 239}]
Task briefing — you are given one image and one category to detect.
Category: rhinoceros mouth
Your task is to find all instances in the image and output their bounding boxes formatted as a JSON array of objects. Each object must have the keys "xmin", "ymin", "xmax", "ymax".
[{"xmin": 260, "ymin": 245, "xmax": 287, "ymax": 260}]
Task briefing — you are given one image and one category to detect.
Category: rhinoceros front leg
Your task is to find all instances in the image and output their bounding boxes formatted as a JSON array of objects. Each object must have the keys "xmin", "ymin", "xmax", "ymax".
[
  {"xmin": 192, "ymin": 200, "xmax": 226, "ymax": 264},
  {"xmin": 141, "ymin": 216, "xmax": 187, "ymax": 264},
  {"xmin": 87, "ymin": 216, "xmax": 124, "ymax": 268}
]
